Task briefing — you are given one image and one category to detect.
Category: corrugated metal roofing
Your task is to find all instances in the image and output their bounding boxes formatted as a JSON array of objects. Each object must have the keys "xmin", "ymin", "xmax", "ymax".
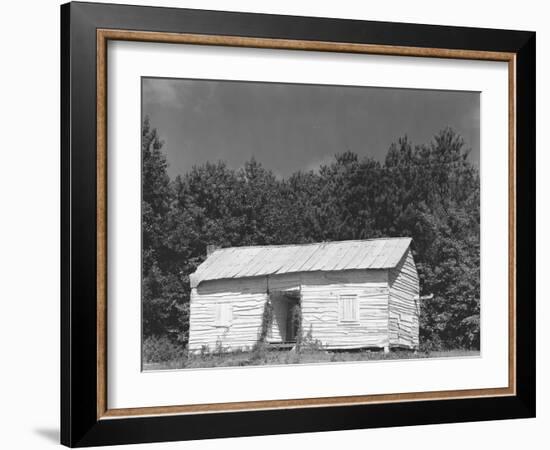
[{"xmin": 189, "ymin": 237, "xmax": 412, "ymax": 288}]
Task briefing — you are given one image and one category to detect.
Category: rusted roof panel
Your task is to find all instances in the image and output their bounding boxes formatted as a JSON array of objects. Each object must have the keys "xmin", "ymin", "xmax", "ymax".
[{"xmin": 189, "ymin": 237, "xmax": 412, "ymax": 288}]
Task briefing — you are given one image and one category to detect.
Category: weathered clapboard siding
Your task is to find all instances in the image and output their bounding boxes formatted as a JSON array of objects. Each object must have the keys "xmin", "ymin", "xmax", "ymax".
[
  {"xmin": 300, "ymin": 270, "xmax": 390, "ymax": 349},
  {"xmin": 188, "ymin": 276, "xmax": 268, "ymax": 352},
  {"xmin": 268, "ymin": 273, "xmax": 301, "ymax": 292},
  {"xmin": 388, "ymin": 249, "xmax": 420, "ymax": 348}
]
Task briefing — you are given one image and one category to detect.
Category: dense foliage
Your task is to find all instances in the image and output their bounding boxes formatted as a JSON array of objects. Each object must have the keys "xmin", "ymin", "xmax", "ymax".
[{"xmin": 142, "ymin": 117, "xmax": 480, "ymax": 353}]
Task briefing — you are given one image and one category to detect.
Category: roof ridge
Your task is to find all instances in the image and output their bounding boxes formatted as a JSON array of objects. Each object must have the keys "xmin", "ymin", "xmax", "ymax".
[{"xmin": 213, "ymin": 237, "xmax": 411, "ymax": 253}]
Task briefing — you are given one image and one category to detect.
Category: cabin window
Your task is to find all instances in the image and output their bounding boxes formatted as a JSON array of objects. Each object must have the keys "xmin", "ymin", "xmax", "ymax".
[
  {"xmin": 214, "ymin": 303, "xmax": 233, "ymax": 327},
  {"xmin": 338, "ymin": 294, "xmax": 359, "ymax": 323}
]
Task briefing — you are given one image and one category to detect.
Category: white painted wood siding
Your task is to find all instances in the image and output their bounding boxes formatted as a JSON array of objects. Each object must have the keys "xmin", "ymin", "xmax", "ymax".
[
  {"xmin": 300, "ymin": 270, "xmax": 390, "ymax": 350},
  {"xmin": 388, "ymin": 249, "xmax": 420, "ymax": 348},
  {"xmin": 188, "ymin": 276, "xmax": 268, "ymax": 352}
]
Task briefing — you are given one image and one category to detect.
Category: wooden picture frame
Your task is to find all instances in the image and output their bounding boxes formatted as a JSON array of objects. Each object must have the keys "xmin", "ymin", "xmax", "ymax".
[{"xmin": 61, "ymin": 1, "xmax": 535, "ymax": 447}]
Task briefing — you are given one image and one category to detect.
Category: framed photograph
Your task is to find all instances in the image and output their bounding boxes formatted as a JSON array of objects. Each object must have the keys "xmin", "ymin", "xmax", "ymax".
[{"xmin": 61, "ymin": 1, "xmax": 535, "ymax": 447}]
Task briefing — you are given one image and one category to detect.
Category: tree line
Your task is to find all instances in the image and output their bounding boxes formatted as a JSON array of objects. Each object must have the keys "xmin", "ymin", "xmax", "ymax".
[{"xmin": 142, "ymin": 117, "xmax": 480, "ymax": 352}]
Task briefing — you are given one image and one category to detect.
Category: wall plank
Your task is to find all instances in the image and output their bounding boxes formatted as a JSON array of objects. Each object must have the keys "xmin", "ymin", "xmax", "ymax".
[{"xmin": 388, "ymin": 249, "xmax": 420, "ymax": 348}]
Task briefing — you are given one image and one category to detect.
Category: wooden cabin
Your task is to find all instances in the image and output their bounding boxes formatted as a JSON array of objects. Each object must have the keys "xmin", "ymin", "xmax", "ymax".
[{"xmin": 188, "ymin": 237, "xmax": 420, "ymax": 353}]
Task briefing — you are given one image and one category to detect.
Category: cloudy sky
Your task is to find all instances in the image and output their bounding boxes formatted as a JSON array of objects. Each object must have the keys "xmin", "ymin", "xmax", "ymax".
[{"xmin": 142, "ymin": 77, "xmax": 480, "ymax": 179}]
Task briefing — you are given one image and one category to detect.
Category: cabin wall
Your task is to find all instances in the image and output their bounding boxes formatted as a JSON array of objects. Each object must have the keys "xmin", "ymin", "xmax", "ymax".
[
  {"xmin": 300, "ymin": 270, "xmax": 390, "ymax": 350},
  {"xmin": 388, "ymin": 249, "xmax": 420, "ymax": 348},
  {"xmin": 188, "ymin": 276, "xmax": 268, "ymax": 353}
]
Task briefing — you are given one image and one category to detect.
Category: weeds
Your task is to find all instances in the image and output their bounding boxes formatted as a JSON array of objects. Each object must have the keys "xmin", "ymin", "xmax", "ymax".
[
  {"xmin": 143, "ymin": 335, "xmax": 186, "ymax": 363},
  {"xmin": 142, "ymin": 345, "xmax": 479, "ymax": 371}
]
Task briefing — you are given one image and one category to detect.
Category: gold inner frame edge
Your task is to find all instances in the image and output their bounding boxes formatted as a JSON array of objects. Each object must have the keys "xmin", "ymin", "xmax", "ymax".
[{"xmin": 96, "ymin": 28, "xmax": 517, "ymax": 420}]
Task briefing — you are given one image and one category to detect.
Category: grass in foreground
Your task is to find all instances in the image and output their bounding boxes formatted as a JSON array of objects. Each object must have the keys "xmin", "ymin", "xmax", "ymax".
[{"xmin": 143, "ymin": 346, "xmax": 479, "ymax": 371}]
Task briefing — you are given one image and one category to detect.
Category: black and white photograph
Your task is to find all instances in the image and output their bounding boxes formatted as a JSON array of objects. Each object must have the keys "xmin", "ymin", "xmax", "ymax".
[
  {"xmin": 0, "ymin": 0, "xmax": 542, "ymax": 447},
  {"xmin": 141, "ymin": 77, "xmax": 481, "ymax": 370}
]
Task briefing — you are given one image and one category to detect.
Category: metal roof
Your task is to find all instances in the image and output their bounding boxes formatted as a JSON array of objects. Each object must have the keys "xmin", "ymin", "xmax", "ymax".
[{"xmin": 189, "ymin": 237, "xmax": 412, "ymax": 288}]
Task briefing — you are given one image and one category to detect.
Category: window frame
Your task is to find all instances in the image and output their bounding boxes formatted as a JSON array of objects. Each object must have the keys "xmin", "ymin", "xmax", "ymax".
[
  {"xmin": 214, "ymin": 303, "xmax": 233, "ymax": 327},
  {"xmin": 338, "ymin": 294, "xmax": 360, "ymax": 324}
]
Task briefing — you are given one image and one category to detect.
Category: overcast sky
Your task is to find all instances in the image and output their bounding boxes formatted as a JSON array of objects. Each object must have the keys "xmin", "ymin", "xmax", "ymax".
[{"xmin": 142, "ymin": 77, "xmax": 480, "ymax": 179}]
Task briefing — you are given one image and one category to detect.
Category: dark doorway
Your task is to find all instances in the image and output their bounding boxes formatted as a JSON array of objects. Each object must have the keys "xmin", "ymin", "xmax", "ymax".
[
  {"xmin": 286, "ymin": 300, "xmax": 301, "ymax": 342},
  {"xmin": 269, "ymin": 291, "xmax": 301, "ymax": 343}
]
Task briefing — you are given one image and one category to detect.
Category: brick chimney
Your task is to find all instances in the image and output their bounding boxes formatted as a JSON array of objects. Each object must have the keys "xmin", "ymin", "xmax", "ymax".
[{"xmin": 206, "ymin": 244, "xmax": 220, "ymax": 257}]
